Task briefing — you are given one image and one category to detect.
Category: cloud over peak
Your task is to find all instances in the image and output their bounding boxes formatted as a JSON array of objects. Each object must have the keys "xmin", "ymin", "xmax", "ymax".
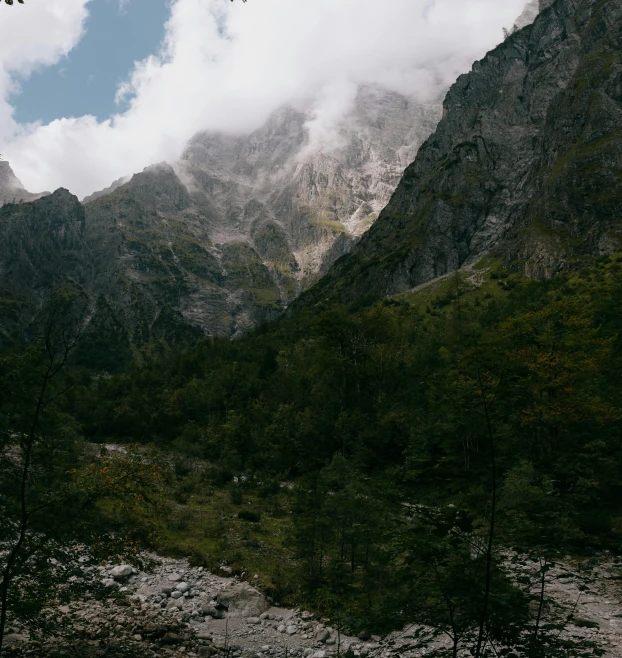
[{"xmin": 1, "ymin": 0, "xmax": 526, "ymax": 199}]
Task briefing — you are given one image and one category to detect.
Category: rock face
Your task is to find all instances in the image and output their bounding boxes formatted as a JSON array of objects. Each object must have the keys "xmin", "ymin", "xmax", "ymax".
[
  {"xmin": 176, "ymin": 86, "xmax": 441, "ymax": 292},
  {"xmin": 0, "ymin": 86, "xmax": 441, "ymax": 347},
  {"xmin": 301, "ymin": 0, "xmax": 622, "ymax": 305}
]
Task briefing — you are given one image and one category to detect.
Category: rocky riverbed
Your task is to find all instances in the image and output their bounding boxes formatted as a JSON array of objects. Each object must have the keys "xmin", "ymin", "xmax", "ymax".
[
  {"xmin": 2, "ymin": 554, "xmax": 622, "ymax": 657},
  {"xmin": 2, "ymin": 554, "xmax": 380, "ymax": 658}
]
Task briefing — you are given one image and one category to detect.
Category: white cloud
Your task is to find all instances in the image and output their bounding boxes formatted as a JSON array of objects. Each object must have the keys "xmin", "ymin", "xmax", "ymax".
[
  {"xmin": 1, "ymin": 0, "xmax": 527, "ymax": 199},
  {"xmin": 0, "ymin": 1, "xmax": 89, "ymax": 143}
]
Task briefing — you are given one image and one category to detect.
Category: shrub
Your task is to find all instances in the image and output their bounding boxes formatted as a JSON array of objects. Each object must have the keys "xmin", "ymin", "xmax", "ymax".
[{"xmin": 238, "ymin": 510, "xmax": 261, "ymax": 523}]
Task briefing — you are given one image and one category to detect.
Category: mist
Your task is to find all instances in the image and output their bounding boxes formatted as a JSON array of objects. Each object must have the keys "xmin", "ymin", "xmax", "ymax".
[{"xmin": 0, "ymin": 0, "xmax": 527, "ymax": 199}]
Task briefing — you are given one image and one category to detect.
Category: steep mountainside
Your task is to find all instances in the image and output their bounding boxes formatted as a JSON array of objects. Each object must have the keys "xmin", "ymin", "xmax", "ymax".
[
  {"xmin": 0, "ymin": 86, "xmax": 441, "ymax": 347},
  {"xmin": 177, "ymin": 87, "xmax": 441, "ymax": 286},
  {"xmin": 301, "ymin": 0, "xmax": 622, "ymax": 304}
]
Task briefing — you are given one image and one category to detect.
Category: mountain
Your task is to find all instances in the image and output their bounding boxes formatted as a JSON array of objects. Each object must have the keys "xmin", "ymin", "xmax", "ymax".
[
  {"xmin": 81, "ymin": 175, "xmax": 130, "ymax": 204},
  {"xmin": 0, "ymin": 159, "xmax": 48, "ymax": 206},
  {"xmin": 176, "ymin": 87, "xmax": 441, "ymax": 290},
  {"xmin": 0, "ymin": 86, "xmax": 441, "ymax": 350},
  {"xmin": 300, "ymin": 0, "xmax": 622, "ymax": 305}
]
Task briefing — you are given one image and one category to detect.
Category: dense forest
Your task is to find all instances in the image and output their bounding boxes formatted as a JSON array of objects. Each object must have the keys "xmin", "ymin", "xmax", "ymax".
[{"xmin": 3, "ymin": 254, "xmax": 618, "ymax": 655}]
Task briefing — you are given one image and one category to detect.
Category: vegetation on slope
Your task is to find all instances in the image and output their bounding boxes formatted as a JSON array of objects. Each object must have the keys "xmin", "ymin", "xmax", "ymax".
[{"xmin": 27, "ymin": 251, "xmax": 617, "ymax": 654}]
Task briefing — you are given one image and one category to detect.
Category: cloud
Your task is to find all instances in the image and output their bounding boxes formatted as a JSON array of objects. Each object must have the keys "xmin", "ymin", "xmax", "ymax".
[
  {"xmin": 0, "ymin": 1, "xmax": 89, "ymax": 138},
  {"xmin": 1, "ymin": 0, "xmax": 527, "ymax": 199}
]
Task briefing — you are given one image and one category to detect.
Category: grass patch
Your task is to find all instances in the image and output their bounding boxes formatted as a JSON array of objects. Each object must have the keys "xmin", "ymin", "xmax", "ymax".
[
  {"xmin": 244, "ymin": 287, "xmax": 282, "ymax": 307},
  {"xmin": 150, "ymin": 470, "xmax": 299, "ymax": 603}
]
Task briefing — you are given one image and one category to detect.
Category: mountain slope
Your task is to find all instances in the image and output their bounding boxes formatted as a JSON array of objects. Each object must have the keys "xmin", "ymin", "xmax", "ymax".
[
  {"xmin": 177, "ymin": 87, "xmax": 441, "ymax": 289},
  {"xmin": 300, "ymin": 0, "xmax": 622, "ymax": 305}
]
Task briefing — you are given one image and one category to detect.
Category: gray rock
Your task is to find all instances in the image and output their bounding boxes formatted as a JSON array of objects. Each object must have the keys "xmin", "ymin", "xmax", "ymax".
[
  {"xmin": 176, "ymin": 581, "xmax": 190, "ymax": 593},
  {"xmin": 315, "ymin": 629, "xmax": 330, "ymax": 643},
  {"xmin": 303, "ymin": 0, "xmax": 622, "ymax": 306},
  {"xmin": 110, "ymin": 565, "xmax": 134, "ymax": 580},
  {"xmin": 216, "ymin": 582, "xmax": 268, "ymax": 618},
  {"xmin": 0, "ymin": 87, "xmax": 442, "ymax": 348},
  {"xmin": 171, "ymin": 591, "xmax": 183, "ymax": 599},
  {"xmin": 2, "ymin": 633, "xmax": 28, "ymax": 647}
]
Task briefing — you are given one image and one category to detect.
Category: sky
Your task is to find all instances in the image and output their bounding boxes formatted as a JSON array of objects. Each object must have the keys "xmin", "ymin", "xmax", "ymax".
[{"xmin": 0, "ymin": 0, "xmax": 527, "ymax": 199}]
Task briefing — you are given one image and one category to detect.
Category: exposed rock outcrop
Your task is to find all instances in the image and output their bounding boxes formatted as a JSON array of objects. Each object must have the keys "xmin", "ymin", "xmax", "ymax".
[
  {"xmin": 301, "ymin": 0, "xmax": 622, "ymax": 305},
  {"xmin": 0, "ymin": 86, "xmax": 442, "ymax": 347}
]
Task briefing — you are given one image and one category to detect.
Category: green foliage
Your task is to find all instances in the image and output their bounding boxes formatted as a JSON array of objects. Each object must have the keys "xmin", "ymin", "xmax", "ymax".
[
  {"xmin": 4, "ymin": 252, "xmax": 622, "ymax": 654},
  {"xmin": 0, "ymin": 292, "xmax": 163, "ymax": 650}
]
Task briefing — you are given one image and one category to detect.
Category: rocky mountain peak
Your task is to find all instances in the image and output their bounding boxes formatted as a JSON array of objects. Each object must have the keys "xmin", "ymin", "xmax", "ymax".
[
  {"xmin": 301, "ymin": 0, "xmax": 622, "ymax": 305},
  {"xmin": 122, "ymin": 163, "xmax": 193, "ymax": 213},
  {"xmin": 0, "ymin": 83, "xmax": 443, "ymax": 344}
]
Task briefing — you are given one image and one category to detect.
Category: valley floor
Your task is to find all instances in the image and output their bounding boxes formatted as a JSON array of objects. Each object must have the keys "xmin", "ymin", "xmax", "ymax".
[{"xmin": 3, "ymin": 553, "xmax": 622, "ymax": 658}]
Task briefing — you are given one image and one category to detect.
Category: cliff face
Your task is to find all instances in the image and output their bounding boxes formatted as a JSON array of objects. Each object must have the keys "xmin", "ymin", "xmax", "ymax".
[
  {"xmin": 301, "ymin": 0, "xmax": 622, "ymax": 304},
  {"xmin": 177, "ymin": 87, "xmax": 441, "ymax": 289},
  {"xmin": 0, "ymin": 87, "xmax": 441, "ymax": 347},
  {"xmin": 74, "ymin": 86, "xmax": 439, "ymax": 340}
]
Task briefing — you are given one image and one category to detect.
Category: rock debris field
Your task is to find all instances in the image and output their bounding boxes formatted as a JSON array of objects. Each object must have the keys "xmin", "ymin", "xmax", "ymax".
[
  {"xmin": 3, "ymin": 554, "xmax": 622, "ymax": 657},
  {"xmin": 3, "ymin": 555, "xmax": 380, "ymax": 658}
]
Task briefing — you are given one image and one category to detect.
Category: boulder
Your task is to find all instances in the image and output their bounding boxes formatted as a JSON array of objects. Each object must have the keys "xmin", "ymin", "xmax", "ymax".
[
  {"xmin": 110, "ymin": 565, "xmax": 134, "ymax": 580},
  {"xmin": 315, "ymin": 628, "xmax": 330, "ymax": 643},
  {"xmin": 3, "ymin": 633, "xmax": 28, "ymax": 647},
  {"xmin": 216, "ymin": 582, "xmax": 268, "ymax": 618}
]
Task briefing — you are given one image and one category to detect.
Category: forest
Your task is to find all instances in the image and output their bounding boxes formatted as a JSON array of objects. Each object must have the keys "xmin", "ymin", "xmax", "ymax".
[{"xmin": 4, "ymin": 253, "xmax": 620, "ymax": 655}]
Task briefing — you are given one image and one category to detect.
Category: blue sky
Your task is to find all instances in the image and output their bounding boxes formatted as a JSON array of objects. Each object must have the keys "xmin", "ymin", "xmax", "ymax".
[{"xmin": 11, "ymin": 0, "xmax": 169, "ymax": 124}]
